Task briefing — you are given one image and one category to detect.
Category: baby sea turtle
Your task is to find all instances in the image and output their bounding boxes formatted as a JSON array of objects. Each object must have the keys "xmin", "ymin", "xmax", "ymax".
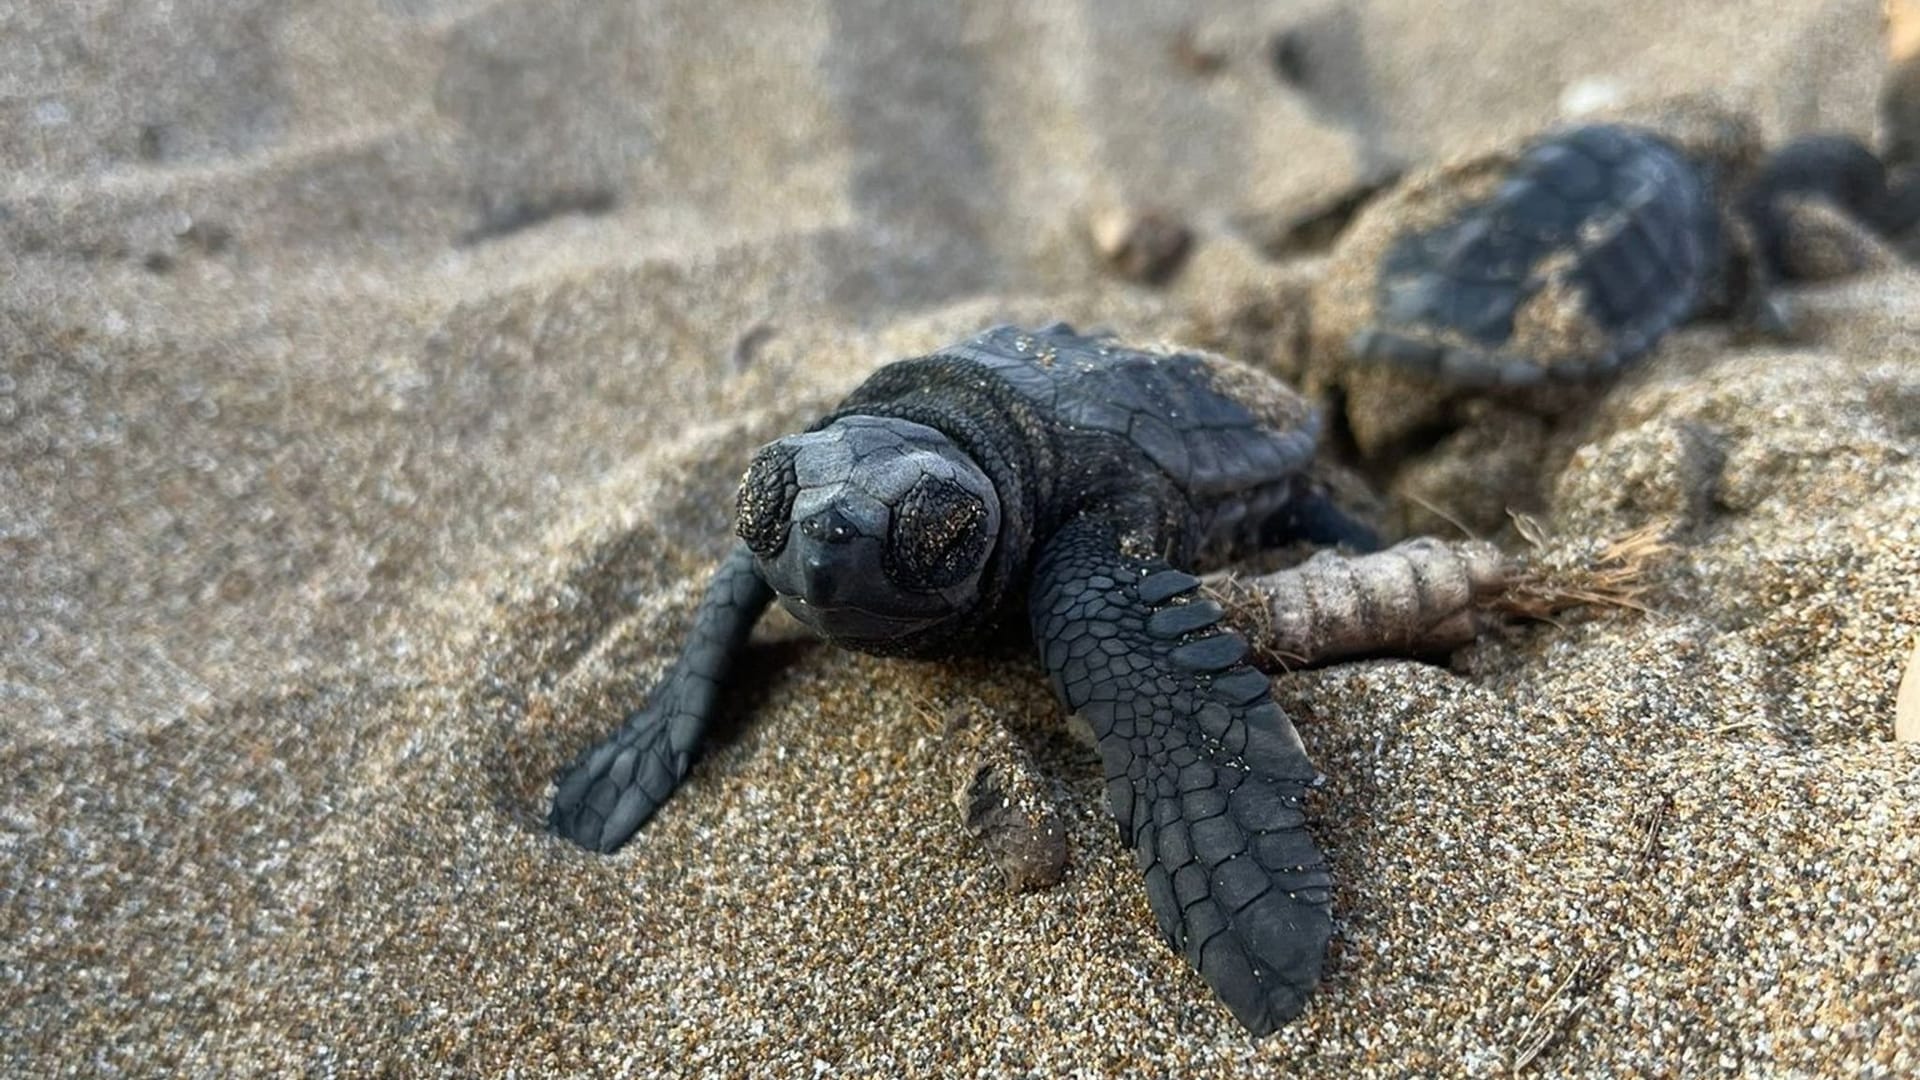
[
  {"xmin": 1307, "ymin": 101, "xmax": 1778, "ymax": 457},
  {"xmin": 550, "ymin": 323, "xmax": 1379, "ymax": 1034}
]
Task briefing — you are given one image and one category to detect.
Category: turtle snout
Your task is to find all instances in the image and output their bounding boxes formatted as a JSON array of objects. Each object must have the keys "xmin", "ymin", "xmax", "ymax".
[
  {"xmin": 798, "ymin": 552, "xmax": 839, "ymax": 606},
  {"xmin": 788, "ymin": 507, "xmax": 876, "ymax": 608}
]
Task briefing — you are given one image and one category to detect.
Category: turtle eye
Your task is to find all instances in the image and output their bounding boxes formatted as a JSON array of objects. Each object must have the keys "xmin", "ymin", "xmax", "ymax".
[
  {"xmin": 735, "ymin": 442, "xmax": 800, "ymax": 558},
  {"xmin": 884, "ymin": 474, "xmax": 991, "ymax": 591}
]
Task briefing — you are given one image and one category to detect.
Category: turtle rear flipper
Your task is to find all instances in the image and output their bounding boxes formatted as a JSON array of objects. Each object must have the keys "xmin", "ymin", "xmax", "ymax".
[
  {"xmin": 1030, "ymin": 516, "xmax": 1332, "ymax": 1035},
  {"xmin": 550, "ymin": 546, "xmax": 773, "ymax": 853}
]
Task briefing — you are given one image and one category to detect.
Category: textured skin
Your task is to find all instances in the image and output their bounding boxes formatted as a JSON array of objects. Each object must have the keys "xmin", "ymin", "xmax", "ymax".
[
  {"xmin": 1352, "ymin": 124, "xmax": 1718, "ymax": 387},
  {"xmin": 550, "ymin": 546, "xmax": 772, "ymax": 852},
  {"xmin": 551, "ymin": 324, "xmax": 1372, "ymax": 1032},
  {"xmin": 1032, "ymin": 515, "xmax": 1331, "ymax": 1034}
]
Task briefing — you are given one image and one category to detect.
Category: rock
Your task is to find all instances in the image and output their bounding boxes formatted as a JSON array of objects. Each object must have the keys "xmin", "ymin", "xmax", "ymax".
[
  {"xmin": 1560, "ymin": 77, "xmax": 1628, "ymax": 118},
  {"xmin": 1088, "ymin": 205, "xmax": 1193, "ymax": 285},
  {"xmin": 946, "ymin": 705, "xmax": 1068, "ymax": 893},
  {"xmin": 1169, "ymin": 23, "xmax": 1230, "ymax": 76}
]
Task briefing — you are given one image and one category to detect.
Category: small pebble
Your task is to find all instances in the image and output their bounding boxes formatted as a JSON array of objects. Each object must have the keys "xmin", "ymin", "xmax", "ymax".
[
  {"xmin": 948, "ymin": 706, "xmax": 1069, "ymax": 892},
  {"xmin": 1089, "ymin": 206, "xmax": 1194, "ymax": 285}
]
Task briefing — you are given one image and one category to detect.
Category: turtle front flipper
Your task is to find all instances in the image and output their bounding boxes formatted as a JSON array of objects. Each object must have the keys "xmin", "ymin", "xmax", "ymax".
[
  {"xmin": 1029, "ymin": 515, "xmax": 1333, "ymax": 1035},
  {"xmin": 550, "ymin": 545, "xmax": 773, "ymax": 853}
]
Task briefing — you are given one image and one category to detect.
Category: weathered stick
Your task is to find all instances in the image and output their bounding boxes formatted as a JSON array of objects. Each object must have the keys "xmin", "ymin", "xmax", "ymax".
[
  {"xmin": 1208, "ymin": 539, "xmax": 1513, "ymax": 668},
  {"xmin": 1209, "ymin": 525, "xmax": 1668, "ymax": 669}
]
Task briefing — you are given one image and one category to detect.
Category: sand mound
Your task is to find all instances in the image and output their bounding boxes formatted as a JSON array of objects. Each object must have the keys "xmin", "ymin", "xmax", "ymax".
[{"xmin": 4, "ymin": 1, "xmax": 1916, "ymax": 1075}]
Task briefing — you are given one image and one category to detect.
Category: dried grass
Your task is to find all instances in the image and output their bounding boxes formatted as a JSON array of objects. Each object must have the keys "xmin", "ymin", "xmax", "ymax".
[{"xmin": 1494, "ymin": 515, "xmax": 1675, "ymax": 623}]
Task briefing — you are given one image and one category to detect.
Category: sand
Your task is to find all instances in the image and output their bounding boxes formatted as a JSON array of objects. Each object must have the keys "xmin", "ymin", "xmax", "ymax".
[{"xmin": 3, "ymin": 1, "xmax": 1917, "ymax": 1075}]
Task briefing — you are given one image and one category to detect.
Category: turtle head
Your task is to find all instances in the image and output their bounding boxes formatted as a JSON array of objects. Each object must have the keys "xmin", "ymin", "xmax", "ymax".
[{"xmin": 735, "ymin": 416, "xmax": 1000, "ymax": 653}]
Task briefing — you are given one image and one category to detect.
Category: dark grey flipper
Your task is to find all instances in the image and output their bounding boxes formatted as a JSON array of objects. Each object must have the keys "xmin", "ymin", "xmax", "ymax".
[
  {"xmin": 550, "ymin": 545, "xmax": 773, "ymax": 853},
  {"xmin": 1029, "ymin": 516, "xmax": 1332, "ymax": 1035}
]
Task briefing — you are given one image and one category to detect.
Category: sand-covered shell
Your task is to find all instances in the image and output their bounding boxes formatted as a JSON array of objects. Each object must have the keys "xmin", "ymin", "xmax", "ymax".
[{"xmin": 1308, "ymin": 100, "xmax": 1761, "ymax": 457}]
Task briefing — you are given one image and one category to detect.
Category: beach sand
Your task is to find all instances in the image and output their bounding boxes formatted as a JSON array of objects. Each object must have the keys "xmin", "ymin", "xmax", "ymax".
[{"xmin": 4, "ymin": 1, "xmax": 1918, "ymax": 1074}]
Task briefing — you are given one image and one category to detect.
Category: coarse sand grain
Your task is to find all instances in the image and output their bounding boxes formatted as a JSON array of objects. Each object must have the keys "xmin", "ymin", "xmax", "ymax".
[{"xmin": 4, "ymin": 1, "xmax": 1917, "ymax": 1076}]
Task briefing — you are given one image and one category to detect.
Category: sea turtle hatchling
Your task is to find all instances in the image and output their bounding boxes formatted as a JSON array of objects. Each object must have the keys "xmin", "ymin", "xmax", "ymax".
[
  {"xmin": 550, "ymin": 323, "xmax": 1383, "ymax": 1034},
  {"xmin": 1306, "ymin": 101, "xmax": 1781, "ymax": 458}
]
